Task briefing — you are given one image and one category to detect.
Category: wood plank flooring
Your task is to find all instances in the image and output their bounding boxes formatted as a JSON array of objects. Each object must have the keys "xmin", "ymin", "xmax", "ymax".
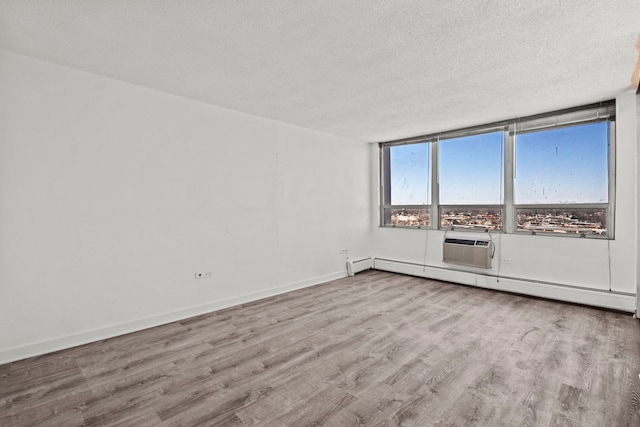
[{"xmin": 2, "ymin": 270, "xmax": 640, "ymax": 426}]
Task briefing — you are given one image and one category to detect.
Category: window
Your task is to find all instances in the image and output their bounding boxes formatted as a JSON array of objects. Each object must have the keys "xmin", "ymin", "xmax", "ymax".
[
  {"xmin": 514, "ymin": 121, "xmax": 611, "ymax": 236},
  {"xmin": 439, "ymin": 132, "xmax": 504, "ymax": 231},
  {"xmin": 381, "ymin": 142, "xmax": 431, "ymax": 227},
  {"xmin": 380, "ymin": 101, "xmax": 615, "ymax": 238}
]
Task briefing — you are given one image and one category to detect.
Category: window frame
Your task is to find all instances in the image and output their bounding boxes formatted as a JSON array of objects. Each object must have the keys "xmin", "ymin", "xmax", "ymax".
[
  {"xmin": 379, "ymin": 101, "xmax": 616, "ymax": 239},
  {"xmin": 511, "ymin": 118, "xmax": 615, "ymax": 238},
  {"xmin": 380, "ymin": 140, "xmax": 436, "ymax": 229},
  {"xmin": 436, "ymin": 128, "xmax": 506, "ymax": 231}
]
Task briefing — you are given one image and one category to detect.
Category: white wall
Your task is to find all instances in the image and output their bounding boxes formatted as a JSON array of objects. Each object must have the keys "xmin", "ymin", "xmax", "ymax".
[
  {"xmin": 371, "ymin": 91, "xmax": 638, "ymax": 308},
  {"xmin": 1, "ymin": 48, "xmax": 636, "ymax": 364},
  {"xmin": 0, "ymin": 50, "xmax": 371, "ymax": 364}
]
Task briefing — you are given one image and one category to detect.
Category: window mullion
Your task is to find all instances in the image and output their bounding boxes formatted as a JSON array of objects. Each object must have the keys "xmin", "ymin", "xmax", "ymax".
[
  {"xmin": 608, "ymin": 120, "xmax": 616, "ymax": 239},
  {"xmin": 503, "ymin": 124, "xmax": 515, "ymax": 233},
  {"xmin": 380, "ymin": 145, "xmax": 391, "ymax": 226},
  {"xmin": 431, "ymin": 137, "xmax": 439, "ymax": 230}
]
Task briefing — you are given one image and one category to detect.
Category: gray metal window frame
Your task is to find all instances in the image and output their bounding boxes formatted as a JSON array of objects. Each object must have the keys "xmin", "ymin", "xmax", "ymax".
[
  {"xmin": 379, "ymin": 101, "xmax": 616, "ymax": 239},
  {"xmin": 511, "ymin": 119, "xmax": 615, "ymax": 239},
  {"xmin": 380, "ymin": 140, "xmax": 434, "ymax": 229}
]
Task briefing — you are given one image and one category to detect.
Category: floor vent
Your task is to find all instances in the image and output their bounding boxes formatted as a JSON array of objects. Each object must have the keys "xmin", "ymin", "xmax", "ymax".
[
  {"xmin": 347, "ymin": 257, "xmax": 372, "ymax": 276},
  {"xmin": 443, "ymin": 238, "xmax": 493, "ymax": 269}
]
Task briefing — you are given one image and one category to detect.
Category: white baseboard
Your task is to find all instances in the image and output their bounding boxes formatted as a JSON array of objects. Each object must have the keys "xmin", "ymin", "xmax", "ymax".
[
  {"xmin": 0, "ymin": 270, "xmax": 348, "ymax": 365},
  {"xmin": 374, "ymin": 258, "xmax": 635, "ymax": 312}
]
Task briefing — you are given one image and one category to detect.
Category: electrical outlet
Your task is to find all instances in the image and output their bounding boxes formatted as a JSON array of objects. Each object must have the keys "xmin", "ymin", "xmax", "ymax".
[
  {"xmin": 195, "ymin": 271, "xmax": 212, "ymax": 279},
  {"xmin": 502, "ymin": 258, "xmax": 512, "ymax": 264},
  {"xmin": 340, "ymin": 249, "xmax": 349, "ymax": 254}
]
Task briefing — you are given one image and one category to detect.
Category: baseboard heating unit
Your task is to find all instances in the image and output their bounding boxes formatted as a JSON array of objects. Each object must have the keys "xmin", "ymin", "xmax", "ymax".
[
  {"xmin": 443, "ymin": 238, "xmax": 493, "ymax": 268},
  {"xmin": 347, "ymin": 257, "xmax": 372, "ymax": 276},
  {"xmin": 372, "ymin": 258, "xmax": 635, "ymax": 312}
]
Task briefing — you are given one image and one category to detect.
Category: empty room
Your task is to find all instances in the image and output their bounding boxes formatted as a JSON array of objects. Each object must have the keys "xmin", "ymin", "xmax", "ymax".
[{"xmin": 2, "ymin": 1, "xmax": 640, "ymax": 426}]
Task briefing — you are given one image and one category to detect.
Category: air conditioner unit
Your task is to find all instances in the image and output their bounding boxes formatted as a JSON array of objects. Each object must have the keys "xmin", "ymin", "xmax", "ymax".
[
  {"xmin": 443, "ymin": 238, "xmax": 493, "ymax": 269},
  {"xmin": 347, "ymin": 257, "xmax": 372, "ymax": 276}
]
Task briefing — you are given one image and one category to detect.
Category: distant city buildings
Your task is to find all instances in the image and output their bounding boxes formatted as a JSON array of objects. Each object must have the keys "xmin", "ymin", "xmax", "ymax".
[
  {"xmin": 440, "ymin": 209, "xmax": 501, "ymax": 231},
  {"xmin": 391, "ymin": 209, "xmax": 430, "ymax": 227},
  {"xmin": 390, "ymin": 208, "xmax": 606, "ymax": 235},
  {"xmin": 516, "ymin": 209, "xmax": 606, "ymax": 235}
]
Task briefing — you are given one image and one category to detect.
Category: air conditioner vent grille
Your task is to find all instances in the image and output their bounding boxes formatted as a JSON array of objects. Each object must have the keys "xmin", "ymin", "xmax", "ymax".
[{"xmin": 443, "ymin": 238, "xmax": 493, "ymax": 269}]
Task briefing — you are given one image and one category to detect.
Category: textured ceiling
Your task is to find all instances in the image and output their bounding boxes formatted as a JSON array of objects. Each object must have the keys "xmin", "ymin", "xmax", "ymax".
[{"xmin": 1, "ymin": 1, "xmax": 639, "ymax": 142}]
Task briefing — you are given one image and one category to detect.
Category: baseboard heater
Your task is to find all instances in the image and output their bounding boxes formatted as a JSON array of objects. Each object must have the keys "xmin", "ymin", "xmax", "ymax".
[
  {"xmin": 372, "ymin": 258, "xmax": 635, "ymax": 312},
  {"xmin": 347, "ymin": 257, "xmax": 372, "ymax": 276},
  {"xmin": 443, "ymin": 238, "xmax": 493, "ymax": 269}
]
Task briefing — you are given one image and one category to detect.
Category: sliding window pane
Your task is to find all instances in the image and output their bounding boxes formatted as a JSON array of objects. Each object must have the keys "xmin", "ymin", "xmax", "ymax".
[
  {"xmin": 386, "ymin": 208, "xmax": 430, "ymax": 227},
  {"xmin": 440, "ymin": 208, "xmax": 502, "ymax": 231},
  {"xmin": 516, "ymin": 207, "xmax": 607, "ymax": 235}
]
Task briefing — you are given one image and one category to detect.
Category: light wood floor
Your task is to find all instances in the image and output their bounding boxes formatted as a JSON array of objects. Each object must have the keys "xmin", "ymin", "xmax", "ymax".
[{"xmin": 2, "ymin": 270, "xmax": 640, "ymax": 426}]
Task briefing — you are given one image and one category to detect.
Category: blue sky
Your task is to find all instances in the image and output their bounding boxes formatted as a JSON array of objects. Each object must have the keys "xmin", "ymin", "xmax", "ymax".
[
  {"xmin": 439, "ymin": 132, "xmax": 503, "ymax": 204},
  {"xmin": 389, "ymin": 122, "xmax": 608, "ymax": 205},
  {"xmin": 390, "ymin": 142, "xmax": 430, "ymax": 205},
  {"xmin": 515, "ymin": 122, "xmax": 608, "ymax": 204}
]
